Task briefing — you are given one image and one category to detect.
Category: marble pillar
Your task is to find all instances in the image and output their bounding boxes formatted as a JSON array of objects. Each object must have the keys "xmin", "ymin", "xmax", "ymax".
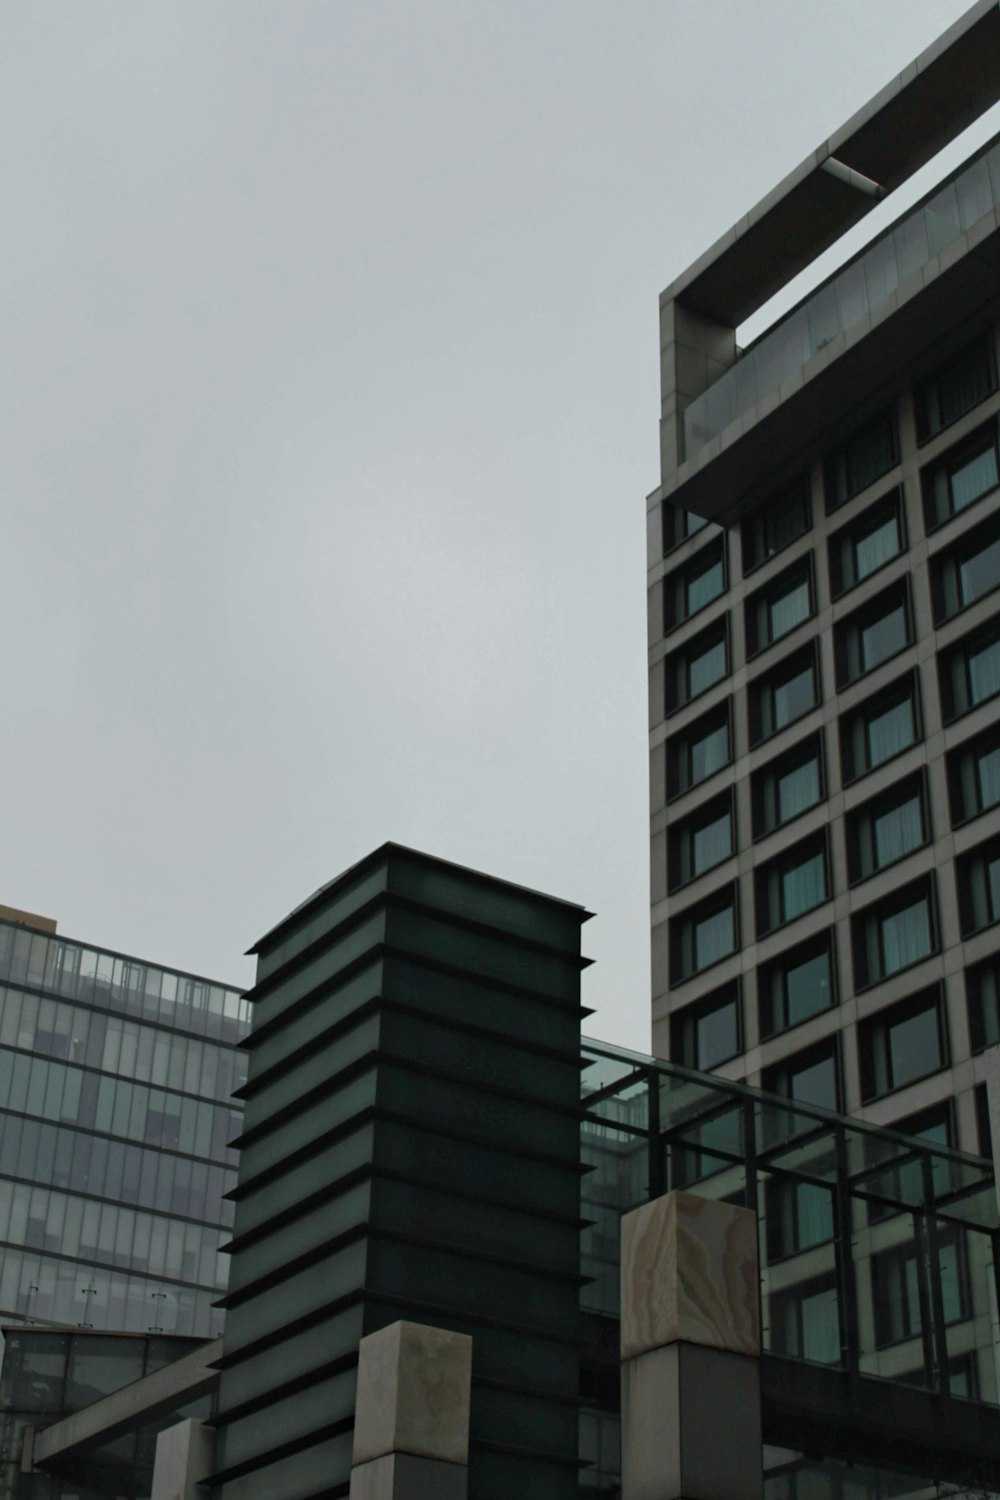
[
  {"xmin": 349, "ymin": 1321, "xmax": 472, "ymax": 1500},
  {"xmin": 150, "ymin": 1418, "xmax": 214, "ymax": 1500},
  {"xmin": 620, "ymin": 1191, "xmax": 762, "ymax": 1500}
]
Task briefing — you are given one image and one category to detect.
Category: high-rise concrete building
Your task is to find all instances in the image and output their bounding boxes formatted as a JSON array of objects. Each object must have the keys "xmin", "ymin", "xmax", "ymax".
[
  {"xmin": 0, "ymin": 905, "xmax": 249, "ymax": 1340},
  {"xmin": 649, "ymin": 0, "xmax": 1000, "ymax": 1156}
]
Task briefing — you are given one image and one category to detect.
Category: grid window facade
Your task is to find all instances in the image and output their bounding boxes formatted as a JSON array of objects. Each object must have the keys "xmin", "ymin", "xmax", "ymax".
[
  {"xmin": 0, "ymin": 920, "xmax": 249, "ymax": 1338},
  {"xmin": 652, "ymin": 281, "xmax": 1000, "ymax": 1156}
]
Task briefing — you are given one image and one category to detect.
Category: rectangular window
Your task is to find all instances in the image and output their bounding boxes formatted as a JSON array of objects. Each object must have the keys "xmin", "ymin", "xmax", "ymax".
[
  {"xmin": 664, "ymin": 538, "xmax": 726, "ymax": 630},
  {"xmin": 765, "ymin": 1177, "xmax": 835, "ymax": 1262},
  {"xmin": 668, "ymin": 792, "xmax": 734, "ymax": 892},
  {"xmin": 939, "ymin": 616, "xmax": 1000, "ymax": 722},
  {"xmin": 749, "ymin": 644, "xmax": 820, "ymax": 746},
  {"xmin": 670, "ymin": 886, "xmax": 738, "ymax": 984},
  {"xmin": 922, "ymin": 423, "xmax": 1000, "ymax": 531},
  {"xmin": 759, "ymin": 931, "xmax": 836, "ymax": 1039},
  {"xmin": 666, "ymin": 704, "xmax": 731, "ymax": 800},
  {"xmin": 670, "ymin": 982, "xmax": 741, "ymax": 1070},
  {"xmin": 945, "ymin": 723, "xmax": 1000, "ymax": 825},
  {"xmin": 663, "ymin": 504, "xmax": 710, "ymax": 554},
  {"xmin": 752, "ymin": 733, "xmax": 824, "ymax": 839},
  {"xmin": 931, "ymin": 511, "xmax": 1000, "ymax": 624},
  {"xmin": 664, "ymin": 618, "xmax": 729, "ymax": 713},
  {"xmin": 829, "ymin": 492, "xmax": 904, "ymax": 597},
  {"xmin": 956, "ymin": 836, "xmax": 1000, "ymax": 936},
  {"xmin": 755, "ymin": 833, "xmax": 829, "ymax": 938},
  {"xmin": 770, "ymin": 1274, "xmax": 841, "ymax": 1365},
  {"xmin": 745, "ymin": 558, "xmax": 814, "ymax": 657},
  {"xmin": 916, "ymin": 335, "xmax": 996, "ymax": 442},
  {"xmin": 763, "ymin": 1038, "xmax": 840, "ymax": 1114},
  {"xmin": 740, "ymin": 479, "xmax": 811, "ymax": 574},
  {"xmin": 839, "ymin": 672, "xmax": 920, "ymax": 784},
  {"xmin": 966, "ymin": 958, "xmax": 1000, "ymax": 1053},
  {"xmin": 852, "ymin": 877, "xmax": 937, "ymax": 989},
  {"xmin": 825, "ymin": 408, "xmax": 897, "ymax": 513},
  {"xmin": 846, "ymin": 772, "xmax": 929, "ymax": 883},
  {"xmin": 835, "ymin": 581, "xmax": 911, "ymax": 687},
  {"xmin": 872, "ymin": 1231, "xmax": 967, "ymax": 1348},
  {"xmin": 859, "ymin": 986, "xmax": 947, "ymax": 1100}
]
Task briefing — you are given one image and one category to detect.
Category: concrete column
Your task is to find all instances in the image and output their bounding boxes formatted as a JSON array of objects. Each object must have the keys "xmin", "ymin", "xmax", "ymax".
[
  {"xmin": 150, "ymin": 1418, "xmax": 214, "ymax": 1500},
  {"xmin": 349, "ymin": 1321, "xmax": 472, "ymax": 1500},
  {"xmin": 620, "ymin": 1190, "xmax": 762, "ymax": 1500}
]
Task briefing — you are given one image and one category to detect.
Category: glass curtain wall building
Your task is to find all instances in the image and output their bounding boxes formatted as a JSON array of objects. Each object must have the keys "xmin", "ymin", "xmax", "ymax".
[
  {"xmin": 649, "ymin": 0, "xmax": 1000, "ymax": 1158},
  {"xmin": 0, "ymin": 911, "xmax": 249, "ymax": 1340}
]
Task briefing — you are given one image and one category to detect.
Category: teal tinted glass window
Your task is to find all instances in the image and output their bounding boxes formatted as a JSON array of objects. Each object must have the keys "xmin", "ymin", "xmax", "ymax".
[
  {"xmin": 869, "ymin": 699, "xmax": 913, "ymax": 763},
  {"xmin": 695, "ymin": 905, "xmax": 734, "ymax": 970},
  {"xmin": 670, "ymin": 794, "xmax": 734, "ymax": 890},
  {"xmin": 925, "ymin": 426, "xmax": 999, "ymax": 529},
  {"xmin": 692, "ymin": 809, "xmax": 731, "ymax": 875},
  {"xmin": 874, "ymin": 795, "xmax": 922, "ymax": 867},
  {"xmin": 689, "ymin": 637, "xmax": 726, "ymax": 698},
  {"xmin": 753, "ymin": 734, "xmax": 824, "ymax": 837},
  {"xmin": 777, "ymin": 759, "xmax": 820, "ymax": 824},
  {"xmin": 881, "ymin": 897, "xmax": 932, "ymax": 974},
  {"xmin": 672, "ymin": 983, "xmax": 741, "ymax": 1070},
  {"xmin": 786, "ymin": 948, "xmax": 832, "ymax": 1026}
]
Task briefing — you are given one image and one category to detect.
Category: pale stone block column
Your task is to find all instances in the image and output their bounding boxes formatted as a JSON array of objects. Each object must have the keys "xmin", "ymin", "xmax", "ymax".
[
  {"xmin": 620, "ymin": 1190, "xmax": 762, "ymax": 1500},
  {"xmin": 150, "ymin": 1417, "xmax": 214, "ymax": 1500},
  {"xmin": 349, "ymin": 1321, "xmax": 472, "ymax": 1500}
]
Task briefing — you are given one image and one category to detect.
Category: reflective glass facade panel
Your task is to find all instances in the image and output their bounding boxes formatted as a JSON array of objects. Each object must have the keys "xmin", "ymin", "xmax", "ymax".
[{"xmin": 0, "ymin": 918, "xmax": 249, "ymax": 1340}]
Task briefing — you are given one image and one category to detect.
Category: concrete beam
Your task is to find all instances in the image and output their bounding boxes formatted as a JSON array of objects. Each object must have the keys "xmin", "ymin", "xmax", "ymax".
[
  {"xmin": 32, "ymin": 1337, "xmax": 221, "ymax": 1469},
  {"xmin": 661, "ymin": 0, "xmax": 1000, "ymax": 324}
]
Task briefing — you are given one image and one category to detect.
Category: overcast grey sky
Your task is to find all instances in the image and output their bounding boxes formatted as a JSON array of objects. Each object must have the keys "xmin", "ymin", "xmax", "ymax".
[{"xmin": 0, "ymin": 0, "xmax": 985, "ymax": 1049}]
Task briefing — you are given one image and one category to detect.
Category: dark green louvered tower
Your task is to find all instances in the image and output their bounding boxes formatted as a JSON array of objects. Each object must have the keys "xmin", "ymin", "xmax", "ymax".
[{"xmin": 209, "ymin": 844, "xmax": 590, "ymax": 1500}]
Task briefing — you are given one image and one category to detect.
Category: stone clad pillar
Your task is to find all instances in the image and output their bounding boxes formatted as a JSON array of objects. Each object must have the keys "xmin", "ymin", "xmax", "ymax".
[
  {"xmin": 150, "ymin": 1418, "xmax": 214, "ymax": 1500},
  {"xmin": 349, "ymin": 1321, "xmax": 472, "ymax": 1499},
  {"xmin": 620, "ymin": 1191, "xmax": 762, "ymax": 1500}
]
